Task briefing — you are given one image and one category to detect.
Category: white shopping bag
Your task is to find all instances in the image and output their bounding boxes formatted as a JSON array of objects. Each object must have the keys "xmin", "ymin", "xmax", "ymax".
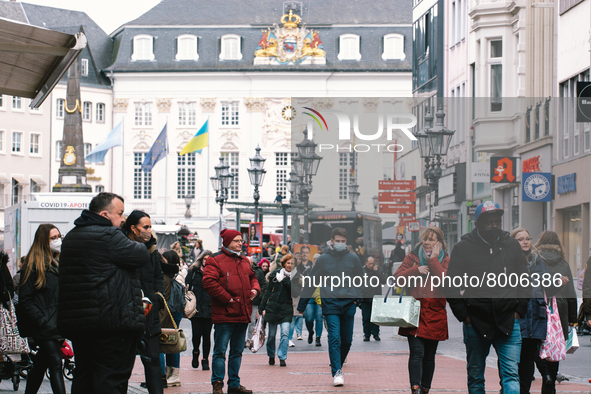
[
  {"xmin": 566, "ymin": 327, "xmax": 579, "ymax": 354},
  {"xmin": 249, "ymin": 316, "xmax": 266, "ymax": 353}
]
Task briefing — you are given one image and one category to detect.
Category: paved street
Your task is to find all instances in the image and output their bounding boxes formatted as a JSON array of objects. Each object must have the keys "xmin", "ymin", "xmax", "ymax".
[{"xmin": 2, "ymin": 304, "xmax": 590, "ymax": 393}]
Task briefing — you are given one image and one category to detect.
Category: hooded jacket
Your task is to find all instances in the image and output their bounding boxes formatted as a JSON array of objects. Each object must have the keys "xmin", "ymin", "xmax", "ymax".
[
  {"xmin": 394, "ymin": 245, "xmax": 449, "ymax": 341},
  {"xmin": 186, "ymin": 266, "xmax": 212, "ymax": 319},
  {"xmin": 57, "ymin": 210, "xmax": 149, "ymax": 337},
  {"xmin": 446, "ymin": 228, "xmax": 530, "ymax": 339},
  {"xmin": 136, "ymin": 236, "xmax": 165, "ymax": 337},
  {"xmin": 202, "ymin": 247, "xmax": 261, "ymax": 324}
]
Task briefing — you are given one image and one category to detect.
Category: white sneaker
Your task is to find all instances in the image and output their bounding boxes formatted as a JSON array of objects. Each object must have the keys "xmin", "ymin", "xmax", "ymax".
[
  {"xmin": 289, "ymin": 340, "xmax": 295, "ymax": 347},
  {"xmin": 333, "ymin": 370, "xmax": 344, "ymax": 386},
  {"xmin": 297, "ymin": 335, "xmax": 303, "ymax": 340}
]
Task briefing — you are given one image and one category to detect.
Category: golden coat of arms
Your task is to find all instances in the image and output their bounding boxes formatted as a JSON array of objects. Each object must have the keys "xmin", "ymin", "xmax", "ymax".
[{"xmin": 254, "ymin": 10, "xmax": 326, "ymax": 65}]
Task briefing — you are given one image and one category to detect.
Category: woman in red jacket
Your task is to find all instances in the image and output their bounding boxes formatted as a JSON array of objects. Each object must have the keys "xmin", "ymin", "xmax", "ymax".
[{"xmin": 393, "ymin": 226, "xmax": 449, "ymax": 394}]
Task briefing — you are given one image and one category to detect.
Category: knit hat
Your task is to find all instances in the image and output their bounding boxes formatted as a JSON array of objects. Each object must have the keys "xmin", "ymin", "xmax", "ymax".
[
  {"xmin": 258, "ymin": 258, "xmax": 269, "ymax": 268},
  {"xmin": 220, "ymin": 229, "xmax": 242, "ymax": 247}
]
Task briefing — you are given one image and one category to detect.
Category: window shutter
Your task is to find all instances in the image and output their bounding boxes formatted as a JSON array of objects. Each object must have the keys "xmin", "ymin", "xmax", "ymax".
[
  {"xmin": 175, "ymin": 37, "xmax": 178, "ymax": 58},
  {"xmin": 218, "ymin": 37, "xmax": 221, "ymax": 59},
  {"xmin": 336, "ymin": 37, "xmax": 340, "ymax": 59},
  {"xmin": 130, "ymin": 38, "xmax": 134, "ymax": 59},
  {"xmin": 152, "ymin": 36, "xmax": 155, "ymax": 58},
  {"xmin": 358, "ymin": 36, "xmax": 362, "ymax": 58},
  {"xmin": 382, "ymin": 35, "xmax": 385, "ymax": 58}
]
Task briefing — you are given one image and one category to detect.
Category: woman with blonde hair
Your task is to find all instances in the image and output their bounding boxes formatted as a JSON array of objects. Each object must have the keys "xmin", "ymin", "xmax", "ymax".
[
  {"xmin": 18, "ymin": 223, "xmax": 66, "ymax": 394},
  {"xmin": 394, "ymin": 226, "xmax": 449, "ymax": 394}
]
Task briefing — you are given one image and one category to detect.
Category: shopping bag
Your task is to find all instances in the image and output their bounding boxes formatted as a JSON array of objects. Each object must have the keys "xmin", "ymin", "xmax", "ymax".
[
  {"xmin": 539, "ymin": 294, "xmax": 566, "ymax": 361},
  {"xmin": 566, "ymin": 327, "xmax": 579, "ymax": 354},
  {"xmin": 249, "ymin": 316, "xmax": 266, "ymax": 353},
  {"xmin": 370, "ymin": 287, "xmax": 420, "ymax": 328},
  {"xmin": 0, "ymin": 300, "xmax": 30, "ymax": 354}
]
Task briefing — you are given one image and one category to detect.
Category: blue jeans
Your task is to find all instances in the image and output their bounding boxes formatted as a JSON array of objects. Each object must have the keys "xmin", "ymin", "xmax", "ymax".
[
  {"xmin": 159, "ymin": 312, "xmax": 183, "ymax": 373},
  {"xmin": 288, "ymin": 315, "xmax": 303, "ymax": 340},
  {"xmin": 304, "ymin": 301, "xmax": 323, "ymax": 338},
  {"xmin": 324, "ymin": 303, "xmax": 356, "ymax": 377},
  {"xmin": 211, "ymin": 323, "xmax": 248, "ymax": 388},
  {"xmin": 463, "ymin": 319, "xmax": 521, "ymax": 394},
  {"xmin": 267, "ymin": 321, "xmax": 291, "ymax": 360}
]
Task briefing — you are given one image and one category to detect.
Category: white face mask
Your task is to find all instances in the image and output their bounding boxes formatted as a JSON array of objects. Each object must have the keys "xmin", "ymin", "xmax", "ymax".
[
  {"xmin": 50, "ymin": 238, "xmax": 62, "ymax": 253},
  {"xmin": 334, "ymin": 243, "xmax": 347, "ymax": 252}
]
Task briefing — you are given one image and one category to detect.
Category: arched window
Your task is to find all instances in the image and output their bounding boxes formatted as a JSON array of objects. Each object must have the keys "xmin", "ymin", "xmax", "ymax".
[
  {"xmin": 382, "ymin": 34, "xmax": 405, "ymax": 60},
  {"xmin": 131, "ymin": 35, "xmax": 155, "ymax": 61},
  {"xmin": 219, "ymin": 34, "xmax": 242, "ymax": 60},
  {"xmin": 176, "ymin": 34, "xmax": 199, "ymax": 61},
  {"xmin": 337, "ymin": 34, "xmax": 361, "ymax": 61}
]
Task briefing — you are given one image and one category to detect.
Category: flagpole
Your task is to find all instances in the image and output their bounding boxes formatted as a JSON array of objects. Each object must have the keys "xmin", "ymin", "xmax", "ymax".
[
  {"xmin": 164, "ymin": 119, "xmax": 169, "ymax": 225},
  {"xmin": 121, "ymin": 117, "xmax": 125, "ymax": 196},
  {"xmin": 206, "ymin": 116, "xmax": 210, "ymax": 219}
]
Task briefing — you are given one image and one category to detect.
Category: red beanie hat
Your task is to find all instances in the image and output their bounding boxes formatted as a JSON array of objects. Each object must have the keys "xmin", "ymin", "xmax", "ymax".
[{"xmin": 220, "ymin": 229, "xmax": 242, "ymax": 248}]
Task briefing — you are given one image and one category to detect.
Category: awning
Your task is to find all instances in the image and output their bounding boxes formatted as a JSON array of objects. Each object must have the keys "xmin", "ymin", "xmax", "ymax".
[
  {"xmin": 30, "ymin": 177, "xmax": 47, "ymax": 186},
  {"xmin": 0, "ymin": 175, "xmax": 9, "ymax": 184},
  {"xmin": 0, "ymin": 17, "xmax": 86, "ymax": 108},
  {"xmin": 11, "ymin": 176, "xmax": 29, "ymax": 185}
]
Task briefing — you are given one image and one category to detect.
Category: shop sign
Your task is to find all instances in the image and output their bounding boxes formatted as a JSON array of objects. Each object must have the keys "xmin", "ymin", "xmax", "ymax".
[
  {"xmin": 557, "ymin": 173, "xmax": 576, "ymax": 194},
  {"xmin": 471, "ymin": 162, "xmax": 490, "ymax": 183},
  {"xmin": 467, "ymin": 206, "xmax": 477, "ymax": 216},
  {"xmin": 491, "ymin": 157, "xmax": 518, "ymax": 184},
  {"xmin": 522, "ymin": 172, "xmax": 552, "ymax": 202},
  {"xmin": 522, "ymin": 156, "xmax": 541, "ymax": 173}
]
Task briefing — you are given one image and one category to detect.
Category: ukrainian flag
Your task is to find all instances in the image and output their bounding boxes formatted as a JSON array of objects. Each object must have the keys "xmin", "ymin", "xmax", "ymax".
[{"xmin": 180, "ymin": 119, "xmax": 209, "ymax": 155}]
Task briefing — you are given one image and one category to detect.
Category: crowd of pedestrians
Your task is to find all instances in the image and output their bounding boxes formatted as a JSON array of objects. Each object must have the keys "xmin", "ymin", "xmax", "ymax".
[{"xmin": 0, "ymin": 194, "xmax": 587, "ymax": 394}]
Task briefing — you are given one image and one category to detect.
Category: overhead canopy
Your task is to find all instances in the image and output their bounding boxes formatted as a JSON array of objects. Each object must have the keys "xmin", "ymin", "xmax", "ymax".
[{"xmin": 0, "ymin": 17, "xmax": 86, "ymax": 108}]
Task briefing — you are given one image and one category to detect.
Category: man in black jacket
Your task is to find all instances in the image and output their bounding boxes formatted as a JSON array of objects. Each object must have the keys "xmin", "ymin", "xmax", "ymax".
[
  {"xmin": 360, "ymin": 256, "xmax": 386, "ymax": 341},
  {"xmin": 58, "ymin": 193, "xmax": 149, "ymax": 394},
  {"xmin": 446, "ymin": 201, "xmax": 530, "ymax": 394}
]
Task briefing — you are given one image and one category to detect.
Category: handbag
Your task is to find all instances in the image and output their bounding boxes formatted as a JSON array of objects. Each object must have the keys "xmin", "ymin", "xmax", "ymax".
[
  {"xmin": 539, "ymin": 293, "xmax": 566, "ymax": 361},
  {"xmin": 0, "ymin": 295, "xmax": 30, "ymax": 354},
  {"xmin": 370, "ymin": 286, "xmax": 420, "ymax": 327},
  {"xmin": 249, "ymin": 316, "xmax": 266, "ymax": 353},
  {"xmin": 566, "ymin": 326, "xmax": 579, "ymax": 354},
  {"xmin": 183, "ymin": 290, "xmax": 197, "ymax": 319},
  {"xmin": 156, "ymin": 292, "xmax": 187, "ymax": 354}
]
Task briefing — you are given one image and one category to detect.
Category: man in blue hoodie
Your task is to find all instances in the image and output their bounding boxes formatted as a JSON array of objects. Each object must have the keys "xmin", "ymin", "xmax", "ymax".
[{"xmin": 297, "ymin": 227, "xmax": 364, "ymax": 387}]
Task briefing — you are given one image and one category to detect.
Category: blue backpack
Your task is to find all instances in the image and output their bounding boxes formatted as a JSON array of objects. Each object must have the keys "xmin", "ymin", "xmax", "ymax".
[{"xmin": 168, "ymin": 276, "xmax": 186, "ymax": 313}]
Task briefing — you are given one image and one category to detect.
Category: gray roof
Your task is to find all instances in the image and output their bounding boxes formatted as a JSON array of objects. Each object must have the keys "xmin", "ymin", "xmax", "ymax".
[
  {"xmin": 0, "ymin": 1, "xmax": 27, "ymax": 23},
  {"xmin": 17, "ymin": 2, "xmax": 113, "ymax": 87},
  {"xmin": 110, "ymin": 0, "xmax": 412, "ymax": 73},
  {"xmin": 125, "ymin": 0, "xmax": 411, "ymax": 26}
]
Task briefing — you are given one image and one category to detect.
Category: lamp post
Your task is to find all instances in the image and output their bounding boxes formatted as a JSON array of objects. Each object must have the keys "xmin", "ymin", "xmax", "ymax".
[
  {"xmin": 372, "ymin": 195, "xmax": 379, "ymax": 214},
  {"xmin": 348, "ymin": 179, "xmax": 360, "ymax": 211},
  {"xmin": 184, "ymin": 195, "xmax": 194, "ymax": 219},
  {"xmin": 295, "ymin": 129, "xmax": 322, "ymax": 244},
  {"xmin": 211, "ymin": 156, "xmax": 234, "ymax": 249},
  {"xmin": 247, "ymin": 145, "xmax": 267, "ymax": 223}
]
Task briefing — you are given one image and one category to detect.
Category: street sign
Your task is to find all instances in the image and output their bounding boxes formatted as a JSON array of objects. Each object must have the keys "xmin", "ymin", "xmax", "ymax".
[
  {"xmin": 398, "ymin": 216, "xmax": 417, "ymax": 225},
  {"xmin": 408, "ymin": 221, "xmax": 420, "ymax": 232},
  {"xmin": 379, "ymin": 203, "xmax": 416, "ymax": 215},
  {"xmin": 378, "ymin": 180, "xmax": 416, "ymax": 191},
  {"xmin": 378, "ymin": 191, "xmax": 417, "ymax": 203}
]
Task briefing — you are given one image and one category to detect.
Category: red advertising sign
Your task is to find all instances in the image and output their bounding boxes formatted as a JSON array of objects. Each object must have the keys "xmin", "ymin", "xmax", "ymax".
[
  {"xmin": 378, "ymin": 180, "xmax": 417, "ymax": 191},
  {"xmin": 398, "ymin": 216, "xmax": 417, "ymax": 225},
  {"xmin": 522, "ymin": 156, "xmax": 541, "ymax": 173},
  {"xmin": 378, "ymin": 191, "xmax": 417, "ymax": 203},
  {"xmin": 379, "ymin": 204, "xmax": 416, "ymax": 215}
]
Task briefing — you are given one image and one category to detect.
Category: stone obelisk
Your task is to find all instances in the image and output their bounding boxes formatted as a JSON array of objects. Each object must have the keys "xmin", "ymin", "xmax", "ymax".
[{"xmin": 53, "ymin": 58, "xmax": 92, "ymax": 192}]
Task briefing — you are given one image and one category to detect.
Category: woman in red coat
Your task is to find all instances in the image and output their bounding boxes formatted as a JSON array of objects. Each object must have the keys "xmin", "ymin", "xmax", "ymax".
[{"xmin": 393, "ymin": 226, "xmax": 449, "ymax": 394}]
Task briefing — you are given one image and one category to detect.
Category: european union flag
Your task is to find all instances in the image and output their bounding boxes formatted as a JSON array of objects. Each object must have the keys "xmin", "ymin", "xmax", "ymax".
[{"xmin": 142, "ymin": 124, "xmax": 168, "ymax": 172}]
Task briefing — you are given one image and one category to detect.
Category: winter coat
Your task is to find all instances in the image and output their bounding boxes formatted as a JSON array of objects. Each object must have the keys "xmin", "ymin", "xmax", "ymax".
[
  {"xmin": 17, "ymin": 262, "xmax": 60, "ymax": 340},
  {"xmin": 186, "ymin": 267, "xmax": 212, "ymax": 319},
  {"xmin": 446, "ymin": 228, "xmax": 530, "ymax": 339},
  {"xmin": 362, "ymin": 265, "xmax": 387, "ymax": 299},
  {"xmin": 0, "ymin": 253, "xmax": 14, "ymax": 308},
  {"xmin": 202, "ymin": 248, "xmax": 261, "ymax": 324},
  {"xmin": 136, "ymin": 236, "xmax": 165, "ymax": 337},
  {"xmin": 519, "ymin": 250, "xmax": 552, "ymax": 340},
  {"xmin": 580, "ymin": 256, "xmax": 591, "ymax": 316},
  {"xmin": 394, "ymin": 246, "xmax": 449, "ymax": 341},
  {"xmin": 536, "ymin": 244, "xmax": 577, "ymax": 341},
  {"xmin": 159, "ymin": 262, "xmax": 181, "ymax": 328},
  {"xmin": 251, "ymin": 264, "xmax": 267, "ymax": 306},
  {"xmin": 259, "ymin": 269, "xmax": 300, "ymax": 325},
  {"xmin": 57, "ymin": 210, "xmax": 149, "ymax": 338},
  {"xmin": 297, "ymin": 247, "xmax": 364, "ymax": 315}
]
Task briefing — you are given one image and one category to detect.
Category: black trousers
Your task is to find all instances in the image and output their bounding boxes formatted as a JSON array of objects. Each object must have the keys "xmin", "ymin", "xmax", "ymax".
[
  {"xmin": 360, "ymin": 300, "xmax": 379, "ymax": 337},
  {"xmin": 407, "ymin": 336, "xmax": 439, "ymax": 389},
  {"xmin": 191, "ymin": 317, "xmax": 213, "ymax": 359},
  {"xmin": 518, "ymin": 338, "xmax": 541, "ymax": 394},
  {"xmin": 539, "ymin": 360, "xmax": 560, "ymax": 394},
  {"xmin": 71, "ymin": 331, "xmax": 139, "ymax": 394},
  {"xmin": 25, "ymin": 338, "xmax": 65, "ymax": 394},
  {"xmin": 139, "ymin": 332, "xmax": 163, "ymax": 394}
]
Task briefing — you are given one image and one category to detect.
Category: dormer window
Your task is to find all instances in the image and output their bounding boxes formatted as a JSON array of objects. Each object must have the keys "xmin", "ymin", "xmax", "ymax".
[
  {"xmin": 219, "ymin": 34, "xmax": 242, "ymax": 61},
  {"xmin": 176, "ymin": 34, "xmax": 199, "ymax": 61},
  {"xmin": 382, "ymin": 34, "xmax": 406, "ymax": 60},
  {"xmin": 337, "ymin": 34, "xmax": 361, "ymax": 61},
  {"xmin": 131, "ymin": 35, "xmax": 155, "ymax": 61}
]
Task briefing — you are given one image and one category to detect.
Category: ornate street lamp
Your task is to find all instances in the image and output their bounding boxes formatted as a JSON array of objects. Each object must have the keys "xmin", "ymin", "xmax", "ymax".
[
  {"xmin": 426, "ymin": 105, "xmax": 455, "ymax": 158},
  {"xmin": 184, "ymin": 195, "xmax": 194, "ymax": 219},
  {"xmin": 348, "ymin": 179, "xmax": 360, "ymax": 211},
  {"xmin": 212, "ymin": 155, "xmax": 234, "ymax": 249},
  {"xmin": 247, "ymin": 145, "xmax": 267, "ymax": 222}
]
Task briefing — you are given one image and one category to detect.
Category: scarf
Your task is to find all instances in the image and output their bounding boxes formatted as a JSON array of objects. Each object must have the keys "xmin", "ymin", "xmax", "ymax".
[{"xmin": 418, "ymin": 245, "xmax": 445, "ymax": 266}]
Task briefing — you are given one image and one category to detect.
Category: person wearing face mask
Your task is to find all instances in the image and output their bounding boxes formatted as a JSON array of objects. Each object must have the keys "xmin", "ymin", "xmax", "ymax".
[
  {"xmin": 123, "ymin": 210, "xmax": 166, "ymax": 393},
  {"xmin": 446, "ymin": 201, "xmax": 530, "ymax": 394},
  {"xmin": 296, "ymin": 228, "xmax": 364, "ymax": 388},
  {"xmin": 58, "ymin": 192, "xmax": 149, "ymax": 394},
  {"xmin": 17, "ymin": 224, "xmax": 65, "ymax": 394}
]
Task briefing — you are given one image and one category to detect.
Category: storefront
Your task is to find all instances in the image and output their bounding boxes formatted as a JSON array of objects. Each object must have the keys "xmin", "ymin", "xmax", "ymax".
[{"xmin": 553, "ymin": 156, "xmax": 591, "ymax": 277}]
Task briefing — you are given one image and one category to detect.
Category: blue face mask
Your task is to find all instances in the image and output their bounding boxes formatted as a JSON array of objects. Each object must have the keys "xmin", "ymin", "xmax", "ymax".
[{"xmin": 333, "ymin": 243, "xmax": 347, "ymax": 252}]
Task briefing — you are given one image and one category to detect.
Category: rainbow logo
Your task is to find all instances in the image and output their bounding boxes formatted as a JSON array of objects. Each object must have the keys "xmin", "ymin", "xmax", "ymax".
[{"xmin": 303, "ymin": 107, "xmax": 328, "ymax": 131}]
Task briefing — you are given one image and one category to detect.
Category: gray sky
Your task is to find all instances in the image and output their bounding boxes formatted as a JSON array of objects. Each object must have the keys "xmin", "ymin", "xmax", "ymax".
[{"xmin": 23, "ymin": 0, "xmax": 161, "ymax": 34}]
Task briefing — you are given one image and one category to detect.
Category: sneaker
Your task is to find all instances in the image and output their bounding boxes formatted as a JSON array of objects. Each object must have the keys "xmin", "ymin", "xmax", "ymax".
[
  {"xmin": 315, "ymin": 337, "xmax": 321, "ymax": 347},
  {"xmin": 280, "ymin": 359, "xmax": 286, "ymax": 367},
  {"xmin": 308, "ymin": 331, "xmax": 314, "ymax": 344},
  {"xmin": 373, "ymin": 335, "xmax": 381, "ymax": 341},
  {"xmin": 297, "ymin": 335, "xmax": 303, "ymax": 340},
  {"xmin": 289, "ymin": 340, "xmax": 295, "ymax": 347},
  {"xmin": 333, "ymin": 370, "xmax": 344, "ymax": 386},
  {"xmin": 363, "ymin": 336, "xmax": 370, "ymax": 341}
]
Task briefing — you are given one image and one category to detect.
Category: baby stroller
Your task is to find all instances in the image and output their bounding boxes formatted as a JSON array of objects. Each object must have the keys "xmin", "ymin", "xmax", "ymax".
[
  {"xmin": 44, "ymin": 340, "xmax": 75, "ymax": 381},
  {"xmin": 0, "ymin": 353, "xmax": 33, "ymax": 391}
]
